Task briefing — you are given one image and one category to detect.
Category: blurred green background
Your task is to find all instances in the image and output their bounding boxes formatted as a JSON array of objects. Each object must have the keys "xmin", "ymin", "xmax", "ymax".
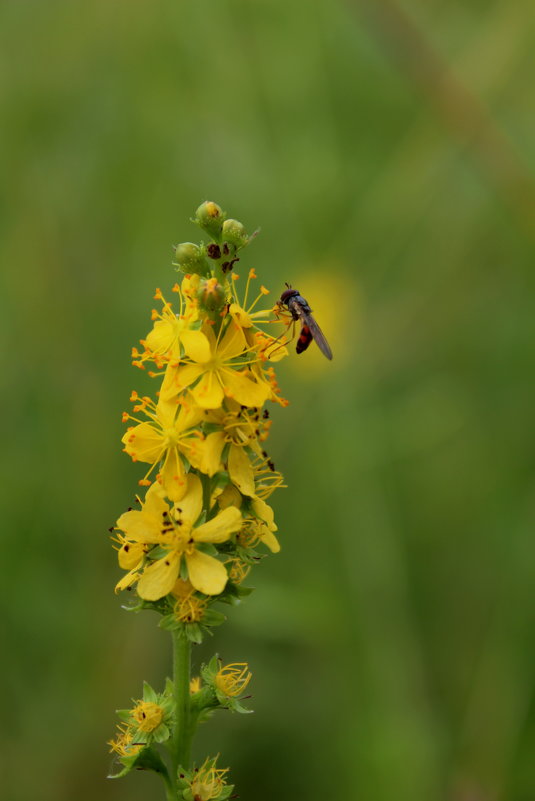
[{"xmin": 2, "ymin": 1, "xmax": 535, "ymax": 799}]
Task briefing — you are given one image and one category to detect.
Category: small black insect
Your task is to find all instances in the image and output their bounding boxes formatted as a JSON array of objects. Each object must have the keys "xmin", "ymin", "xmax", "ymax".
[{"xmin": 278, "ymin": 284, "xmax": 333, "ymax": 360}]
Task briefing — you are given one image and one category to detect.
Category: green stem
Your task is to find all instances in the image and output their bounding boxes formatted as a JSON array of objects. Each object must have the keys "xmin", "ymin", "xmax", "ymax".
[
  {"xmin": 164, "ymin": 772, "xmax": 176, "ymax": 801},
  {"xmin": 201, "ymin": 473, "xmax": 212, "ymax": 520},
  {"xmin": 172, "ymin": 631, "xmax": 192, "ymax": 780}
]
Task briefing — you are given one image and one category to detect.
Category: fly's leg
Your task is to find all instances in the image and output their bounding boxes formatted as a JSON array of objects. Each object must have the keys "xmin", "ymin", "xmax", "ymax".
[{"xmin": 260, "ymin": 311, "xmax": 294, "ymax": 360}]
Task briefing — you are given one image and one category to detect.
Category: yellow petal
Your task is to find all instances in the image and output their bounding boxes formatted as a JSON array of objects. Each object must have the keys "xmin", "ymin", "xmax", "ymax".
[
  {"xmin": 194, "ymin": 506, "xmax": 242, "ymax": 543},
  {"xmin": 185, "ymin": 550, "xmax": 228, "ymax": 595},
  {"xmin": 174, "ymin": 363, "xmax": 205, "ymax": 392},
  {"xmin": 116, "ymin": 509, "xmax": 162, "ymax": 543},
  {"xmin": 160, "ymin": 447, "xmax": 188, "ymax": 502},
  {"xmin": 175, "ymin": 401, "xmax": 205, "ymax": 432},
  {"xmin": 158, "ymin": 363, "xmax": 181, "ymax": 403},
  {"xmin": 229, "ymin": 303, "xmax": 252, "ymax": 328},
  {"xmin": 175, "ymin": 473, "xmax": 203, "ymax": 524},
  {"xmin": 260, "ymin": 529, "xmax": 280, "ymax": 553},
  {"xmin": 228, "ymin": 444, "xmax": 255, "ymax": 497},
  {"xmin": 171, "ymin": 577, "xmax": 194, "ymax": 599},
  {"xmin": 191, "ymin": 370, "xmax": 225, "ymax": 409},
  {"xmin": 221, "ymin": 368, "xmax": 270, "ymax": 407},
  {"xmin": 122, "ymin": 422, "xmax": 164, "ymax": 463},
  {"xmin": 137, "ymin": 552, "xmax": 181, "ymax": 600},
  {"xmin": 159, "ymin": 362, "xmax": 204, "ymax": 404},
  {"xmin": 217, "ymin": 484, "xmax": 243, "ymax": 510},
  {"xmin": 181, "ymin": 329, "xmax": 212, "ymax": 363},
  {"xmin": 155, "ymin": 398, "xmax": 177, "ymax": 430},
  {"xmin": 145, "ymin": 318, "xmax": 181, "ymax": 358},
  {"xmin": 143, "ymin": 481, "xmax": 169, "ymax": 518},
  {"xmin": 251, "ymin": 497, "xmax": 275, "ymax": 527},
  {"xmin": 118, "ymin": 541, "xmax": 145, "ymax": 569},
  {"xmin": 188, "ymin": 431, "xmax": 225, "ymax": 476},
  {"xmin": 115, "ymin": 568, "xmax": 140, "ymax": 593},
  {"xmin": 217, "ymin": 322, "xmax": 246, "ymax": 361}
]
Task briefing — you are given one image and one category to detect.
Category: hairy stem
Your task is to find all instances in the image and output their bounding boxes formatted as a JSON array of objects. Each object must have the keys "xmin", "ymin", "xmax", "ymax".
[{"xmin": 172, "ymin": 631, "xmax": 192, "ymax": 782}]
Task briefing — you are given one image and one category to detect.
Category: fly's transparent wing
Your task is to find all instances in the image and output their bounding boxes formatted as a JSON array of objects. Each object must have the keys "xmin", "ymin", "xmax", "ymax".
[{"xmin": 302, "ymin": 312, "xmax": 333, "ymax": 360}]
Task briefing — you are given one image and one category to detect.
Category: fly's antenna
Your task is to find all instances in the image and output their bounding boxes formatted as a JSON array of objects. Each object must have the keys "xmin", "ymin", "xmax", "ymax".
[{"xmin": 285, "ymin": 281, "xmax": 292, "ymax": 289}]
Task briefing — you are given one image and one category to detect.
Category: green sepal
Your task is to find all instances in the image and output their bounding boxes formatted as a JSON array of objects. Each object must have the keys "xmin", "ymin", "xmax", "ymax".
[
  {"xmin": 218, "ymin": 582, "xmax": 255, "ymax": 604},
  {"xmin": 222, "ymin": 218, "xmax": 249, "ymax": 249},
  {"xmin": 153, "ymin": 722, "xmax": 170, "ymax": 743},
  {"xmin": 202, "ymin": 653, "xmax": 220, "ymax": 680},
  {"xmin": 172, "ymin": 242, "xmax": 210, "ymax": 277},
  {"xmin": 108, "ymin": 745, "xmax": 169, "ymax": 780},
  {"xmin": 230, "ymin": 699, "xmax": 253, "ymax": 715},
  {"xmin": 180, "ymin": 782, "xmax": 235, "ymax": 801},
  {"xmin": 195, "ymin": 542, "xmax": 218, "ymax": 557},
  {"xmin": 185, "ymin": 623, "xmax": 204, "ymax": 644},
  {"xmin": 202, "ymin": 608, "xmax": 226, "ymax": 626},
  {"xmin": 159, "ymin": 613, "xmax": 180, "ymax": 631},
  {"xmin": 190, "ymin": 685, "xmax": 218, "ymax": 713},
  {"xmin": 142, "ymin": 681, "xmax": 158, "ymax": 704},
  {"xmin": 194, "ymin": 201, "xmax": 226, "ymax": 242}
]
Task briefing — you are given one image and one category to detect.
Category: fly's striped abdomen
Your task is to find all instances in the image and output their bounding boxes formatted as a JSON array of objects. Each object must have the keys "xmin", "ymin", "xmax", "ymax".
[{"xmin": 295, "ymin": 324, "xmax": 313, "ymax": 354}]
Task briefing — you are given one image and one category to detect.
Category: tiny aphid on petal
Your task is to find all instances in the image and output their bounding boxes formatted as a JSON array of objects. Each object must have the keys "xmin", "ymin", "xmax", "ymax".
[{"xmin": 277, "ymin": 284, "xmax": 333, "ymax": 360}]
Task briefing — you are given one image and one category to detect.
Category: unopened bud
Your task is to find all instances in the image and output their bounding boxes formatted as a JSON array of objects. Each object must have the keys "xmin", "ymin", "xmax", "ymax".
[
  {"xmin": 217, "ymin": 484, "xmax": 242, "ymax": 510},
  {"xmin": 195, "ymin": 201, "xmax": 225, "ymax": 241},
  {"xmin": 197, "ymin": 278, "xmax": 226, "ymax": 313},
  {"xmin": 173, "ymin": 242, "xmax": 208, "ymax": 276},
  {"xmin": 222, "ymin": 218, "xmax": 248, "ymax": 249}
]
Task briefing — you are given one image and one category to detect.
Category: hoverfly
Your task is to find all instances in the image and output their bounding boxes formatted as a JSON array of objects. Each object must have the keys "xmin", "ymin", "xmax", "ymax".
[{"xmin": 278, "ymin": 284, "xmax": 333, "ymax": 360}]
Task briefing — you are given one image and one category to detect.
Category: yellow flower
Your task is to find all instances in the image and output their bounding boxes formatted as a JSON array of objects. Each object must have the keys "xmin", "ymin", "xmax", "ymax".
[
  {"xmin": 237, "ymin": 516, "xmax": 280, "ymax": 554},
  {"xmin": 115, "ymin": 477, "xmax": 242, "ymax": 599},
  {"xmin": 122, "ymin": 394, "xmax": 204, "ymax": 501},
  {"xmin": 159, "ymin": 321, "xmax": 271, "ymax": 410},
  {"xmin": 131, "ymin": 280, "xmax": 199, "ymax": 369},
  {"xmin": 131, "ymin": 701, "xmax": 164, "ymax": 733},
  {"xmin": 215, "ymin": 663, "xmax": 251, "ymax": 697},
  {"xmin": 173, "ymin": 592, "xmax": 207, "ymax": 623},
  {"xmin": 108, "ymin": 724, "xmax": 143, "ymax": 758},
  {"xmin": 251, "ymin": 452, "xmax": 286, "ymax": 499},
  {"xmin": 188, "ymin": 402, "xmax": 270, "ymax": 497},
  {"xmin": 188, "ymin": 757, "xmax": 229, "ymax": 801},
  {"xmin": 190, "ymin": 676, "xmax": 202, "ymax": 694},
  {"xmin": 225, "ymin": 557, "xmax": 251, "ymax": 584}
]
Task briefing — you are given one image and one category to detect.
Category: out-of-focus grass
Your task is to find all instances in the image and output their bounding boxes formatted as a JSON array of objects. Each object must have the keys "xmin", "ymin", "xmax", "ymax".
[{"xmin": 1, "ymin": 1, "xmax": 534, "ymax": 800}]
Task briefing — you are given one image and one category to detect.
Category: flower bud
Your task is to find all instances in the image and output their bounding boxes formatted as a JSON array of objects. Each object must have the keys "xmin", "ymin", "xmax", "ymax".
[
  {"xmin": 195, "ymin": 201, "xmax": 225, "ymax": 241},
  {"xmin": 222, "ymin": 218, "xmax": 248, "ymax": 249},
  {"xmin": 217, "ymin": 483, "xmax": 242, "ymax": 509},
  {"xmin": 197, "ymin": 277, "xmax": 227, "ymax": 313},
  {"xmin": 173, "ymin": 242, "xmax": 209, "ymax": 276}
]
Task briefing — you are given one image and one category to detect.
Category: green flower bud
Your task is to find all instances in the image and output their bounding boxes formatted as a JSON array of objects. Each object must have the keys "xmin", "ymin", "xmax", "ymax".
[
  {"xmin": 195, "ymin": 201, "xmax": 225, "ymax": 241},
  {"xmin": 197, "ymin": 277, "xmax": 227, "ymax": 313},
  {"xmin": 173, "ymin": 242, "xmax": 209, "ymax": 276},
  {"xmin": 222, "ymin": 218, "xmax": 248, "ymax": 249}
]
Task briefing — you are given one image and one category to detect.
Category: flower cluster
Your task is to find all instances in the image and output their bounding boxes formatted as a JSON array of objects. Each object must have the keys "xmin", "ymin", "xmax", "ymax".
[{"xmin": 108, "ymin": 202, "xmax": 289, "ymax": 797}]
